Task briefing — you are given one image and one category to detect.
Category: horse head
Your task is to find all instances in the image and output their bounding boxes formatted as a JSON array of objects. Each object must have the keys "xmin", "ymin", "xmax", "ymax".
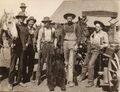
[
  {"xmin": 77, "ymin": 16, "xmax": 88, "ymax": 34},
  {"xmin": 1, "ymin": 11, "xmax": 18, "ymax": 39}
]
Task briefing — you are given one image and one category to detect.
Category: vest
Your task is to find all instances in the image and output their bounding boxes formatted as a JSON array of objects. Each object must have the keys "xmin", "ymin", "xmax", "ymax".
[{"xmin": 63, "ymin": 23, "xmax": 77, "ymax": 41}]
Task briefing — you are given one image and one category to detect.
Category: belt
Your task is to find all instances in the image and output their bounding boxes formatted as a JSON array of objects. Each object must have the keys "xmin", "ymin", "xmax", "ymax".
[
  {"xmin": 64, "ymin": 39, "xmax": 76, "ymax": 41},
  {"xmin": 41, "ymin": 41, "xmax": 53, "ymax": 44}
]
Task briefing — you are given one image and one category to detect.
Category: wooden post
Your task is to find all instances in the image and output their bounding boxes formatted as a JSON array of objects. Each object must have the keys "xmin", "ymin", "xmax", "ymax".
[
  {"xmin": 103, "ymin": 67, "xmax": 109, "ymax": 83},
  {"xmin": 116, "ymin": 70, "xmax": 120, "ymax": 92}
]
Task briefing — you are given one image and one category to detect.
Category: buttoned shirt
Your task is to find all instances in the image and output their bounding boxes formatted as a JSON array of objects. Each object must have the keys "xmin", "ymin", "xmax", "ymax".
[{"xmin": 90, "ymin": 30, "xmax": 109, "ymax": 49}]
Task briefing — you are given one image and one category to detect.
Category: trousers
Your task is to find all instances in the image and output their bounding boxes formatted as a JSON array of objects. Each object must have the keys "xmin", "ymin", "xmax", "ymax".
[
  {"xmin": 63, "ymin": 40, "xmax": 76, "ymax": 82},
  {"xmin": 22, "ymin": 45, "xmax": 35, "ymax": 81},
  {"xmin": 37, "ymin": 42, "xmax": 55, "ymax": 89},
  {"xmin": 81, "ymin": 48, "xmax": 99, "ymax": 82},
  {"xmin": 8, "ymin": 46, "xmax": 22, "ymax": 84}
]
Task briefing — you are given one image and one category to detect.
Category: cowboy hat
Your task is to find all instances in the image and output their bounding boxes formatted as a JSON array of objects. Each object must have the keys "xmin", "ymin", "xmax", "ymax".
[
  {"xmin": 94, "ymin": 20, "xmax": 105, "ymax": 28},
  {"xmin": 16, "ymin": 12, "xmax": 27, "ymax": 19},
  {"xmin": 63, "ymin": 13, "xmax": 76, "ymax": 19},
  {"xmin": 26, "ymin": 16, "xmax": 36, "ymax": 24},
  {"xmin": 20, "ymin": 3, "xmax": 27, "ymax": 8},
  {"xmin": 42, "ymin": 17, "xmax": 52, "ymax": 23}
]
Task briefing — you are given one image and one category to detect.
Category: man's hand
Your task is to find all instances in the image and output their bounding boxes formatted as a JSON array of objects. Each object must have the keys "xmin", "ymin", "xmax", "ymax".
[
  {"xmin": 73, "ymin": 44, "xmax": 78, "ymax": 51},
  {"xmin": 37, "ymin": 47, "xmax": 40, "ymax": 53},
  {"xmin": 54, "ymin": 43, "xmax": 57, "ymax": 49},
  {"xmin": 26, "ymin": 43, "xmax": 28, "ymax": 47},
  {"xmin": 11, "ymin": 43, "xmax": 15, "ymax": 48},
  {"xmin": 13, "ymin": 37, "xmax": 17, "ymax": 40},
  {"xmin": 54, "ymin": 39, "xmax": 57, "ymax": 49}
]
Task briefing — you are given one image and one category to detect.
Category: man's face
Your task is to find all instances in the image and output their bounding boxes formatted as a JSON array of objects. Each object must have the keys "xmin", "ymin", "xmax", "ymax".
[
  {"xmin": 67, "ymin": 16, "xmax": 73, "ymax": 23},
  {"xmin": 21, "ymin": 7, "xmax": 26, "ymax": 12},
  {"xmin": 28, "ymin": 20, "xmax": 35, "ymax": 28},
  {"xmin": 18, "ymin": 17, "xmax": 25, "ymax": 23},
  {"xmin": 44, "ymin": 22, "xmax": 50, "ymax": 28},
  {"xmin": 95, "ymin": 23, "xmax": 102, "ymax": 32}
]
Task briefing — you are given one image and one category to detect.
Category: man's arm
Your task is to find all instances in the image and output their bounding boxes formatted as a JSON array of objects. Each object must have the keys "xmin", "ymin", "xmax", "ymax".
[
  {"xmin": 101, "ymin": 32, "xmax": 109, "ymax": 49},
  {"xmin": 52, "ymin": 28, "xmax": 57, "ymax": 48},
  {"xmin": 37, "ymin": 27, "xmax": 43, "ymax": 52}
]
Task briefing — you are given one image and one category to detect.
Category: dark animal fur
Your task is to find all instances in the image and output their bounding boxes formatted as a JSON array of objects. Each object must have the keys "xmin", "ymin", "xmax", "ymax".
[{"xmin": 52, "ymin": 48, "xmax": 66, "ymax": 88}]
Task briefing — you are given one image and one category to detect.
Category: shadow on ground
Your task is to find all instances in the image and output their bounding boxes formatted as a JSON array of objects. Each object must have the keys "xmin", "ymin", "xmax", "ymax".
[{"xmin": 0, "ymin": 67, "xmax": 9, "ymax": 82}]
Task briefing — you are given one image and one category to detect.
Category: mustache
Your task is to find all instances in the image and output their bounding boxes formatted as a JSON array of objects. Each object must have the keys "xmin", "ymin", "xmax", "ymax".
[{"xmin": 68, "ymin": 21, "xmax": 73, "ymax": 25}]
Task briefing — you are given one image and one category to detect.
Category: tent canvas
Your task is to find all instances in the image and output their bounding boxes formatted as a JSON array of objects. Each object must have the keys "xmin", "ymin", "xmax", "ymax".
[{"xmin": 51, "ymin": 0, "xmax": 119, "ymax": 26}]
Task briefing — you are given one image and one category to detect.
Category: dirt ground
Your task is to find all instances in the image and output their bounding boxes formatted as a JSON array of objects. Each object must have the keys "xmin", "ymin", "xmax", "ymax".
[{"xmin": 0, "ymin": 78, "xmax": 106, "ymax": 92}]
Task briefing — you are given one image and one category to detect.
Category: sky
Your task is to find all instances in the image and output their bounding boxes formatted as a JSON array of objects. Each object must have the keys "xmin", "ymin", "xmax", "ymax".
[{"xmin": 0, "ymin": 0, "xmax": 63, "ymax": 24}]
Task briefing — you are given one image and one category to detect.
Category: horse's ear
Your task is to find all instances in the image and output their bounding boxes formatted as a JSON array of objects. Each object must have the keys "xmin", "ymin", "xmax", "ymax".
[
  {"xmin": 4, "ymin": 9, "xmax": 7, "ymax": 15},
  {"xmin": 4, "ymin": 9, "xmax": 8, "ymax": 19},
  {"xmin": 78, "ymin": 16, "xmax": 81, "ymax": 21},
  {"xmin": 13, "ymin": 16, "xmax": 16, "ymax": 19}
]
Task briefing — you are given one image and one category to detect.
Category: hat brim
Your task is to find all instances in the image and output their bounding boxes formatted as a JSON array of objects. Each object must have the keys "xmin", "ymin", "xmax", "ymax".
[
  {"xmin": 27, "ymin": 19, "xmax": 36, "ymax": 24},
  {"xmin": 20, "ymin": 6, "xmax": 27, "ymax": 8},
  {"xmin": 16, "ymin": 15, "xmax": 27, "ymax": 19},
  {"xmin": 94, "ymin": 21, "xmax": 105, "ymax": 28},
  {"xmin": 42, "ymin": 20, "xmax": 52, "ymax": 23},
  {"xmin": 64, "ymin": 13, "xmax": 76, "ymax": 19}
]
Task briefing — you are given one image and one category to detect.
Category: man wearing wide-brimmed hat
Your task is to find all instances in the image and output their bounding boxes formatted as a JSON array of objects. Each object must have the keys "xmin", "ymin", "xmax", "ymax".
[
  {"xmin": 23, "ymin": 16, "xmax": 37, "ymax": 82},
  {"xmin": 19, "ymin": 3, "xmax": 28, "ymax": 16},
  {"xmin": 63, "ymin": 13, "xmax": 78, "ymax": 87},
  {"xmin": 79, "ymin": 20, "xmax": 109, "ymax": 87},
  {"xmin": 20, "ymin": 3, "xmax": 27, "ymax": 8},
  {"xmin": 8, "ymin": 11, "xmax": 28, "ymax": 90},
  {"xmin": 16, "ymin": 11, "xmax": 27, "ymax": 23},
  {"xmin": 19, "ymin": 3, "xmax": 29, "ymax": 24},
  {"xmin": 36, "ymin": 17, "xmax": 58, "ymax": 91}
]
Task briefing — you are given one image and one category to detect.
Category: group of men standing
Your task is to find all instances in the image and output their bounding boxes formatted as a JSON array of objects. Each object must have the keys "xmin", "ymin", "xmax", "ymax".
[{"xmin": 7, "ymin": 2, "xmax": 110, "ymax": 91}]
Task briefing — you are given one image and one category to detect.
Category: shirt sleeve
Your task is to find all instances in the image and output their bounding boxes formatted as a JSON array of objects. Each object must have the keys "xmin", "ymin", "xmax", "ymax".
[
  {"xmin": 102, "ymin": 32, "xmax": 109, "ymax": 47},
  {"xmin": 37, "ymin": 27, "xmax": 43, "ymax": 51},
  {"xmin": 52, "ymin": 28, "xmax": 56, "ymax": 38}
]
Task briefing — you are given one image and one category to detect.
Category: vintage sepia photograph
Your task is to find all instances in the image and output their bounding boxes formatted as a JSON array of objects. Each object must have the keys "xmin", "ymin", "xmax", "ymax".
[{"xmin": 0, "ymin": 0, "xmax": 120, "ymax": 92}]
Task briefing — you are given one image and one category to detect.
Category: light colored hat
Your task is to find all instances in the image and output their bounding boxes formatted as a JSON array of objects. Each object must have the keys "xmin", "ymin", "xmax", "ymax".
[
  {"xmin": 42, "ymin": 17, "xmax": 52, "ymax": 23},
  {"xmin": 27, "ymin": 16, "xmax": 36, "ymax": 24}
]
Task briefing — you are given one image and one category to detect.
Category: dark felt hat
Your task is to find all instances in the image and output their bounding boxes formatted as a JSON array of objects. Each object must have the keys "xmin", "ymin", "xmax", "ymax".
[
  {"xmin": 63, "ymin": 13, "xmax": 76, "ymax": 19},
  {"xmin": 20, "ymin": 3, "xmax": 27, "ymax": 8},
  {"xmin": 16, "ymin": 12, "xmax": 27, "ymax": 19},
  {"xmin": 94, "ymin": 20, "xmax": 105, "ymax": 28}
]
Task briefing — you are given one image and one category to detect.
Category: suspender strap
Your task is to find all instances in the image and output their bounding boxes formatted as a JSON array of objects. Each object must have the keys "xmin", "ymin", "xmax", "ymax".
[{"xmin": 41, "ymin": 27, "xmax": 54, "ymax": 42}]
